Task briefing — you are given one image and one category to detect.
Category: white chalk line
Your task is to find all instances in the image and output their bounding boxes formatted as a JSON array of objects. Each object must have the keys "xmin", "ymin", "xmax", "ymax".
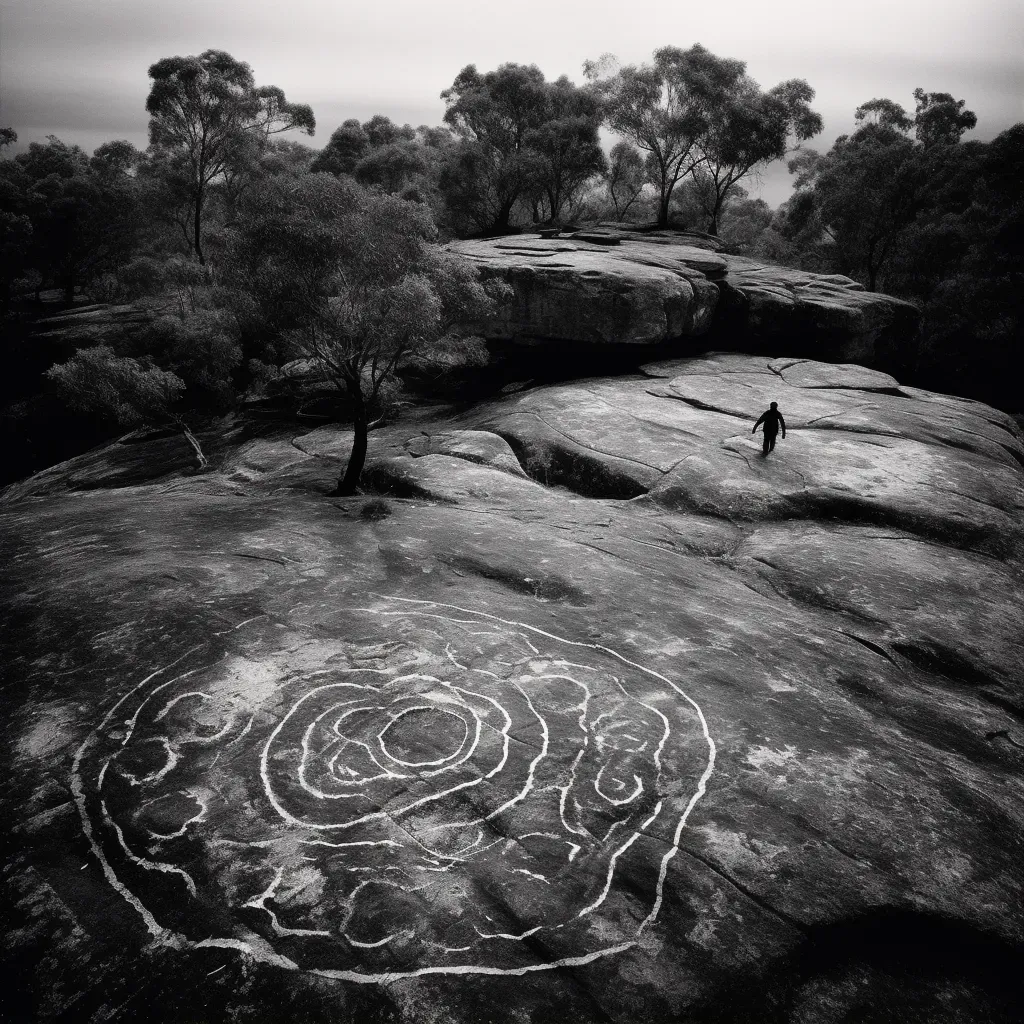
[
  {"xmin": 74, "ymin": 598, "xmax": 715, "ymax": 981},
  {"xmin": 415, "ymin": 679, "xmax": 550, "ymax": 840},
  {"xmin": 71, "ymin": 643, "xmax": 210, "ymax": 941},
  {"xmin": 366, "ymin": 596, "xmax": 718, "ymax": 938},
  {"xmin": 378, "ymin": 704, "xmax": 469, "ymax": 767},
  {"xmin": 594, "ymin": 763, "xmax": 644, "ymax": 807},
  {"xmin": 103, "ymin": 801, "xmax": 198, "ymax": 897},
  {"xmin": 135, "ymin": 789, "xmax": 208, "ymax": 841},
  {"xmin": 117, "ymin": 737, "xmax": 179, "ymax": 787},
  {"xmin": 244, "ymin": 866, "xmax": 331, "ymax": 938},
  {"xmin": 261, "ymin": 676, "xmax": 515, "ymax": 832}
]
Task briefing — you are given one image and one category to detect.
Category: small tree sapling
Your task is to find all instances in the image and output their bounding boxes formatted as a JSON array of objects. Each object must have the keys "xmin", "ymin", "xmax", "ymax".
[{"xmin": 46, "ymin": 345, "xmax": 210, "ymax": 467}]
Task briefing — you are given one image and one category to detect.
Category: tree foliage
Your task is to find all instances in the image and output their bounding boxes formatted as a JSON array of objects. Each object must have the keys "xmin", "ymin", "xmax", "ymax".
[
  {"xmin": 441, "ymin": 63, "xmax": 550, "ymax": 233},
  {"xmin": 717, "ymin": 193, "xmax": 774, "ymax": 251},
  {"xmin": 0, "ymin": 129, "xmax": 32, "ymax": 308},
  {"xmin": 695, "ymin": 77, "xmax": 822, "ymax": 233},
  {"xmin": 783, "ymin": 90, "xmax": 977, "ymax": 291},
  {"xmin": 45, "ymin": 345, "xmax": 211, "ymax": 466},
  {"xmin": 913, "ymin": 124, "xmax": 1022, "ymax": 406},
  {"xmin": 603, "ymin": 142, "xmax": 648, "ymax": 219},
  {"xmin": 525, "ymin": 76, "xmax": 606, "ymax": 222},
  {"xmin": 8, "ymin": 136, "xmax": 145, "ymax": 303},
  {"xmin": 589, "ymin": 45, "xmax": 821, "ymax": 231},
  {"xmin": 440, "ymin": 63, "xmax": 604, "ymax": 232},
  {"xmin": 311, "ymin": 119, "xmax": 371, "ymax": 175},
  {"xmin": 145, "ymin": 49, "xmax": 314, "ymax": 263},
  {"xmin": 587, "ymin": 44, "xmax": 746, "ymax": 227},
  {"xmin": 225, "ymin": 174, "xmax": 501, "ymax": 493},
  {"xmin": 913, "ymin": 88, "xmax": 978, "ymax": 149},
  {"xmin": 757, "ymin": 89, "xmax": 1023, "ymax": 408},
  {"xmin": 309, "ymin": 117, "xmax": 454, "ymax": 231}
]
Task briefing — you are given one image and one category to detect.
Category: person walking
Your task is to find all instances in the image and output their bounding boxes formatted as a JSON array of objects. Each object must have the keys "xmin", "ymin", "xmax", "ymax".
[{"xmin": 752, "ymin": 401, "xmax": 786, "ymax": 456}]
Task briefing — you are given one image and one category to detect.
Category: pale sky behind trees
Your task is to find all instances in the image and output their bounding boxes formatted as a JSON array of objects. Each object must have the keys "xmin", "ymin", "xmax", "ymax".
[{"xmin": 2, "ymin": 0, "xmax": 1021, "ymax": 206}]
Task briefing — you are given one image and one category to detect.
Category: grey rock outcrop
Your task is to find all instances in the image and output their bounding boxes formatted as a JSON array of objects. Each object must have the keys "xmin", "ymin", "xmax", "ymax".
[
  {"xmin": 448, "ymin": 236, "xmax": 721, "ymax": 346},
  {"xmin": 448, "ymin": 233, "xmax": 920, "ymax": 368},
  {"xmin": 2, "ymin": 354, "xmax": 1021, "ymax": 1022}
]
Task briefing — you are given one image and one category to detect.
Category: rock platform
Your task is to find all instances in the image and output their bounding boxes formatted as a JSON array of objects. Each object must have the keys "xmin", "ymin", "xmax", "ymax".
[{"xmin": 2, "ymin": 355, "xmax": 1022, "ymax": 1022}]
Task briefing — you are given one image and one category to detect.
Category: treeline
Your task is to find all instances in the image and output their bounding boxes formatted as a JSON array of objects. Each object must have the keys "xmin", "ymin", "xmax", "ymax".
[
  {"xmin": 0, "ymin": 43, "xmax": 823, "ymax": 310},
  {"xmin": 0, "ymin": 44, "xmax": 1020, "ymax": 488},
  {"xmin": 0, "ymin": 42, "xmax": 830, "ymax": 486},
  {"xmin": 723, "ymin": 92, "xmax": 1023, "ymax": 408}
]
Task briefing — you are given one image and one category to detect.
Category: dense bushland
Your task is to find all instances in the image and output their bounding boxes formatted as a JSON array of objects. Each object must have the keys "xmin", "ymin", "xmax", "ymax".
[{"xmin": 1, "ymin": 44, "xmax": 1020, "ymax": 488}]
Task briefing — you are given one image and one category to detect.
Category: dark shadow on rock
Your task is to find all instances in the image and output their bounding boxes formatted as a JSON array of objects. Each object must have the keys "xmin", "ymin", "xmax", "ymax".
[
  {"xmin": 359, "ymin": 460, "xmax": 458, "ymax": 503},
  {"xmin": 769, "ymin": 492, "xmax": 1014, "ymax": 562},
  {"xmin": 889, "ymin": 641, "xmax": 1023, "ymax": 722},
  {"xmin": 491, "ymin": 429, "xmax": 653, "ymax": 500},
  {"xmin": 444, "ymin": 553, "xmax": 591, "ymax": 606},
  {"xmin": 679, "ymin": 909, "xmax": 1024, "ymax": 1024}
]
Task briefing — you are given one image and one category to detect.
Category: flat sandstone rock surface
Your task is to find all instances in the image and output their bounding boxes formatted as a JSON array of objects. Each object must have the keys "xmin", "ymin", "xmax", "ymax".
[{"xmin": 2, "ymin": 355, "xmax": 1023, "ymax": 1022}]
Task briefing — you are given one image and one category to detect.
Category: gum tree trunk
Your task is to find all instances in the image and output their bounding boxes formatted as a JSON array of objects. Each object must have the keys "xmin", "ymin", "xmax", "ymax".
[
  {"xmin": 332, "ymin": 386, "xmax": 367, "ymax": 496},
  {"xmin": 173, "ymin": 416, "xmax": 208, "ymax": 469},
  {"xmin": 193, "ymin": 187, "xmax": 205, "ymax": 265}
]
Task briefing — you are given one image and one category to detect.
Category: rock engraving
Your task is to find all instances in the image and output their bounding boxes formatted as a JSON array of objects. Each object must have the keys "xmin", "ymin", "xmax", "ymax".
[{"xmin": 73, "ymin": 597, "xmax": 715, "ymax": 981}]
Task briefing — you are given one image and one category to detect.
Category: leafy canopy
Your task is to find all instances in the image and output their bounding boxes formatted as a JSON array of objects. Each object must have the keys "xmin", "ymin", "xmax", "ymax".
[
  {"xmin": 224, "ymin": 174, "xmax": 501, "ymax": 493},
  {"xmin": 440, "ymin": 63, "xmax": 604, "ymax": 230},
  {"xmin": 146, "ymin": 49, "xmax": 314, "ymax": 262},
  {"xmin": 587, "ymin": 44, "xmax": 747, "ymax": 226}
]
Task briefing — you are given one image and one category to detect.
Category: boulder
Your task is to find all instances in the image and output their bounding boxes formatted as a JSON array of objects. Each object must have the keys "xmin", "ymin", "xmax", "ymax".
[
  {"xmin": 710, "ymin": 255, "xmax": 921, "ymax": 367},
  {"xmin": 447, "ymin": 236, "xmax": 721, "ymax": 346},
  {"xmin": 477, "ymin": 354, "xmax": 1024, "ymax": 559},
  {"xmin": 449, "ymin": 233, "xmax": 919, "ymax": 370},
  {"xmin": 402, "ymin": 428, "xmax": 529, "ymax": 478}
]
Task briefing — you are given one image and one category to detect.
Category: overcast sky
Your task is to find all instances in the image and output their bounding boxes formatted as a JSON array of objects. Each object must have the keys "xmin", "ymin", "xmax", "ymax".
[{"xmin": 2, "ymin": 0, "xmax": 1021, "ymax": 205}]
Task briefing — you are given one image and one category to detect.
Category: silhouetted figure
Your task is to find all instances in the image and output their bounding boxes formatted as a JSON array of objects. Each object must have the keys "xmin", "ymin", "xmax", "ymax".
[{"xmin": 753, "ymin": 402, "xmax": 786, "ymax": 456}]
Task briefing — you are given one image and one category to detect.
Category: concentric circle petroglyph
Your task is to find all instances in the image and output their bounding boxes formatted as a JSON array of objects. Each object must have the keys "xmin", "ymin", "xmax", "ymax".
[{"xmin": 73, "ymin": 598, "xmax": 716, "ymax": 981}]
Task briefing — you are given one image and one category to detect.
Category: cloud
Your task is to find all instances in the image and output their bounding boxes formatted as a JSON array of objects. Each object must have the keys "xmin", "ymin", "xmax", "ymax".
[{"xmin": 3, "ymin": 0, "xmax": 1020, "ymax": 201}]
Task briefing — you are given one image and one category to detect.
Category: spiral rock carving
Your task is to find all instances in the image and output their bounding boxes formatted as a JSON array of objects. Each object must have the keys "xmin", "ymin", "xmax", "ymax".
[{"xmin": 72, "ymin": 597, "xmax": 716, "ymax": 981}]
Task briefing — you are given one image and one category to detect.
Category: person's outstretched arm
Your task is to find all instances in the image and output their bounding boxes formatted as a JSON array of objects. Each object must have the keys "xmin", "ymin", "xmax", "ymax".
[
  {"xmin": 752, "ymin": 412, "xmax": 766, "ymax": 433},
  {"xmin": 779, "ymin": 412, "xmax": 787, "ymax": 438}
]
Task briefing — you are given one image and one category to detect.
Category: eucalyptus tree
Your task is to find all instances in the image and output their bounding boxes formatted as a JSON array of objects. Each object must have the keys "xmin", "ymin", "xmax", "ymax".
[
  {"xmin": 912, "ymin": 89, "xmax": 978, "ymax": 149},
  {"xmin": 14, "ymin": 136, "xmax": 144, "ymax": 303},
  {"xmin": 526, "ymin": 76, "xmax": 606, "ymax": 223},
  {"xmin": 694, "ymin": 77, "xmax": 822, "ymax": 234},
  {"xmin": 440, "ymin": 63, "xmax": 550, "ymax": 233},
  {"xmin": 602, "ymin": 142, "xmax": 647, "ymax": 219},
  {"xmin": 311, "ymin": 119, "xmax": 371, "ymax": 176},
  {"xmin": 47, "ymin": 345, "xmax": 209, "ymax": 467},
  {"xmin": 226, "ymin": 174, "xmax": 500, "ymax": 495},
  {"xmin": 784, "ymin": 91, "xmax": 978, "ymax": 291},
  {"xmin": 587, "ymin": 44, "xmax": 746, "ymax": 228},
  {"xmin": 440, "ymin": 63, "xmax": 606, "ymax": 232},
  {"xmin": 145, "ymin": 49, "xmax": 314, "ymax": 263},
  {"xmin": 1, "ymin": 129, "xmax": 30, "ymax": 308}
]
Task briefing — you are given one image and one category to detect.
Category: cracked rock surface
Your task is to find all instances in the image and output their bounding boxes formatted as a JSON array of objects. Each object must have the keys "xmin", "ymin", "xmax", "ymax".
[{"xmin": 2, "ymin": 355, "xmax": 1022, "ymax": 1023}]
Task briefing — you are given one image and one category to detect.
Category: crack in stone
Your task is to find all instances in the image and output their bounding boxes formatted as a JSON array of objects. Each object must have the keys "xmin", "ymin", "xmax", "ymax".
[
  {"xmin": 675, "ymin": 847, "xmax": 809, "ymax": 936},
  {"xmin": 740, "ymin": 555, "xmax": 890, "ymax": 626},
  {"xmin": 229, "ymin": 552, "xmax": 300, "ymax": 568},
  {"xmin": 836, "ymin": 631, "xmax": 902, "ymax": 670},
  {"xmin": 643, "ymin": 390, "xmax": 751, "ymax": 421}
]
